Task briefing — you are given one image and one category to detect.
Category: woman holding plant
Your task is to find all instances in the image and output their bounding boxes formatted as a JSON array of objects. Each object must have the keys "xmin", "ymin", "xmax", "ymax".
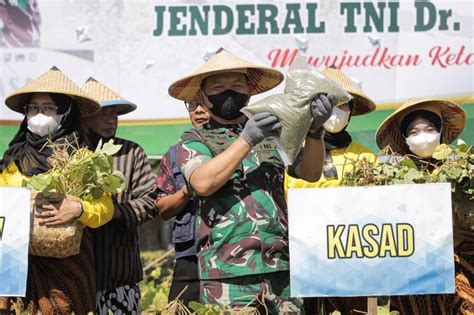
[
  {"xmin": 0, "ymin": 67, "xmax": 115, "ymax": 314},
  {"xmin": 375, "ymin": 98, "xmax": 474, "ymax": 314}
]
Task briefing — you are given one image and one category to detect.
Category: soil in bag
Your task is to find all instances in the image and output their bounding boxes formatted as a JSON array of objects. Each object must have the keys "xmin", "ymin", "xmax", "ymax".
[{"xmin": 241, "ymin": 55, "xmax": 352, "ymax": 165}]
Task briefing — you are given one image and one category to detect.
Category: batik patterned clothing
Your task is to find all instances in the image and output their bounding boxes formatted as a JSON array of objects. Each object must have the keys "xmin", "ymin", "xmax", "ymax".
[
  {"xmin": 96, "ymin": 283, "xmax": 141, "ymax": 315},
  {"xmin": 92, "ymin": 138, "xmax": 158, "ymax": 291}
]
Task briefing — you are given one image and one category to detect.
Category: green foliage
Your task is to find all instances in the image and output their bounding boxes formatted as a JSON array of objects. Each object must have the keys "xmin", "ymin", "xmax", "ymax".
[
  {"xmin": 431, "ymin": 140, "xmax": 474, "ymax": 230},
  {"xmin": 188, "ymin": 301, "xmax": 226, "ymax": 314},
  {"xmin": 140, "ymin": 264, "xmax": 173, "ymax": 313},
  {"xmin": 343, "ymin": 141, "xmax": 474, "ymax": 230},
  {"xmin": 140, "ymin": 250, "xmax": 175, "ymax": 314},
  {"xmin": 431, "ymin": 140, "xmax": 474, "ymax": 201},
  {"xmin": 342, "ymin": 148, "xmax": 430, "ymax": 187},
  {"xmin": 24, "ymin": 139, "xmax": 125, "ymax": 200}
]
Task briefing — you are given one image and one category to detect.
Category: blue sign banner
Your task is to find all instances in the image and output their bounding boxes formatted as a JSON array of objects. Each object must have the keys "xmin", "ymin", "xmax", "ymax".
[{"xmin": 0, "ymin": 187, "xmax": 31, "ymax": 296}]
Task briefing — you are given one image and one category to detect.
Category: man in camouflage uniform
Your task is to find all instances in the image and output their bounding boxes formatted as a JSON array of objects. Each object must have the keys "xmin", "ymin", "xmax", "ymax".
[{"xmin": 168, "ymin": 48, "xmax": 334, "ymax": 313}]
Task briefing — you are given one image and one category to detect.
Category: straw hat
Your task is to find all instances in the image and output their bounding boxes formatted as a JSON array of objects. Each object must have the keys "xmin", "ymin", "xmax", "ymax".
[
  {"xmin": 376, "ymin": 98, "xmax": 466, "ymax": 154},
  {"xmin": 5, "ymin": 66, "xmax": 101, "ymax": 117},
  {"xmin": 82, "ymin": 77, "xmax": 137, "ymax": 115},
  {"xmin": 322, "ymin": 66, "xmax": 376, "ymax": 116},
  {"xmin": 168, "ymin": 48, "xmax": 284, "ymax": 102}
]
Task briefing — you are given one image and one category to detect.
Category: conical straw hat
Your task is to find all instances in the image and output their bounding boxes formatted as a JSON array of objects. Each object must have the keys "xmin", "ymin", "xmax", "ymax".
[
  {"xmin": 169, "ymin": 48, "xmax": 284, "ymax": 102},
  {"xmin": 376, "ymin": 98, "xmax": 466, "ymax": 154},
  {"xmin": 322, "ymin": 67, "xmax": 376, "ymax": 116},
  {"xmin": 5, "ymin": 66, "xmax": 101, "ymax": 117},
  {"xmin": 82, "ymin": 77, "xmax": 137, "ymax": 115}
]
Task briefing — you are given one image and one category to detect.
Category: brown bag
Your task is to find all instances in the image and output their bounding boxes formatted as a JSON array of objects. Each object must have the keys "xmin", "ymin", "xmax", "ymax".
[{"xmin": 29, "ymin": 193, "xmax": 84, "ymax": 258}]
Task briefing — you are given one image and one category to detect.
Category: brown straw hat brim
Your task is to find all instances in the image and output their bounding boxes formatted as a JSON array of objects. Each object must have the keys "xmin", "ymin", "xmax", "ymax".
[
  {"xmin": 168, "ymin": 48, "xmax": 284, "ymax": 102},
  {"xmin": 322, "ymin": 67, "xmax": 376, "ymax": 116},
  {"xmin": 5, "ymin": 67, "xmax": 100, "ymax": 117}
]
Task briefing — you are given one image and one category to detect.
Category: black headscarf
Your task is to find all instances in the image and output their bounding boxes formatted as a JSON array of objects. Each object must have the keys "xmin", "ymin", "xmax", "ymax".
[
  {"xmin": 400, "ymin": 109, "xmax": 443, "ymax": 170},
  {"xmin": 83, "ymin": 129, "xmax": 113, "ymax": 151},
  {"xmin": 323, "ymin": 101, "xmax": 353, "ymax": 150},
  {"xmin": 0, "ymin": 93, "xmax": 84, "ymax": 176},
  {"xmin": 400, "ymin": 110, "xmax": 442, "ymax": 137}
]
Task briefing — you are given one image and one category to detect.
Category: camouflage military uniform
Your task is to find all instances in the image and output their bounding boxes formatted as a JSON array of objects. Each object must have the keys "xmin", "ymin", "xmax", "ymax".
[
  {"xmin": 176, "ymin": 123, "xmax": 302, "ymax": 312},
  {"xmin": 202, "ymin": 271, "xmax": 302, "ymax": 313}
]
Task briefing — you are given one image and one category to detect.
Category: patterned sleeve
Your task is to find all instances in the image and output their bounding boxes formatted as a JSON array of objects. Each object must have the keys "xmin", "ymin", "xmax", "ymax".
[
  {"xmin": 156, "ymin": 148, "xmax": 177, "ymax": 198},
  {"xmin": 176, "ymin": 132, "xmax": 213, "ymax": 183},
  {"xmin": 116, "ymin": 144, "xmax": 159, "ymax": 229}
]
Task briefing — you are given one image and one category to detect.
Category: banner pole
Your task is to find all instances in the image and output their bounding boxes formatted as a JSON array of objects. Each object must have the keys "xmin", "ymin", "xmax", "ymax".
[{"xmin": 368, "ymin": 297, "xmax": 378, "ymax": 315}]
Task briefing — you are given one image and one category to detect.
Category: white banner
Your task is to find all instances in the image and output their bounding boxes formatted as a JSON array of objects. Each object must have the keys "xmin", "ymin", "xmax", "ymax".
[
  {"xmin": 0, "ymin": 187, "xmax": 31, "ymax": 296},
  {"xmin": 0, "ymin": 0, "xmax": 472, "ymax": 122},
  {"xmin": 288, "ymin": 183, "xmax": 455, "ymax": 297}
]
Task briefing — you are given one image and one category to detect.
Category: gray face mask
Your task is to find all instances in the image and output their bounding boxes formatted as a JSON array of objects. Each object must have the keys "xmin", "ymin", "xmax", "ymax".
[{"xmin": 27, "ymin": 113, "xmax": 63, "ymax": 137}]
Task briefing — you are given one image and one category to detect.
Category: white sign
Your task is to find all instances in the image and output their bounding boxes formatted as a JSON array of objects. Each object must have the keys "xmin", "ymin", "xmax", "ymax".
[
  {"xmin": 0, "ymin": 187, "xmax": 31, "ymax": 296},
  {"xmin": 288, "ymin": 183, "xmax": 455, "ymax": 297}
]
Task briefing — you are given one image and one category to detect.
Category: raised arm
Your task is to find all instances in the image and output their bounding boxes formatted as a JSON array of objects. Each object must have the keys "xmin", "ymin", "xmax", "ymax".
[{"xmin": 293, "ymin": 94, "xmax": 334, "ymax": 182}]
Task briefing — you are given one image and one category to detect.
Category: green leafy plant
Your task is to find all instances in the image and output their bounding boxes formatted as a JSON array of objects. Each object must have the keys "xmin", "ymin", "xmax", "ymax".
[
  {"xmin": 140, "ymin": 251, "xmax": 174, "ymax": 313},
  {"xmin": 342, "ymin": 146, "xmax": 430, "ymax": 187},
  {"xmin": 24, "ymin": 138, "xmax": 125, "ymax": 201},
  {"xmin": 430, "ymin": 140, "xmax": 474, "ymax": 230},
  {"xmin": 342, "ymin": 141, "xmax": 474, "ymax": 230}
]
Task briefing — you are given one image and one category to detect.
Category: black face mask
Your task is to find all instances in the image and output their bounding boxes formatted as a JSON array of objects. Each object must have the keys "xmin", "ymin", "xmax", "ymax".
[{"xmin": 207, "ymin": 90, "xmax": 249, "ymax": 120}]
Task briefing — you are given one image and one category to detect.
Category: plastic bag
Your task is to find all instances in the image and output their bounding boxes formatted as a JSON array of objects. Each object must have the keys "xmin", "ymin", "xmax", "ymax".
[{"xmin": 241, "ymin": 55, "xmax": 352, "ymax": 165}]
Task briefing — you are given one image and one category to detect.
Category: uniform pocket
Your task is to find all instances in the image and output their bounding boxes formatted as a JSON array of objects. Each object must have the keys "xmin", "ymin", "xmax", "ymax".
[{"xmin": 172, "ymin": 212, "xmax": 195, "ymax": 243}]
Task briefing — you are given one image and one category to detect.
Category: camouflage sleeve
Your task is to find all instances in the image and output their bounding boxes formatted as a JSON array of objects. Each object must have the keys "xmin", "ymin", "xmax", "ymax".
[{"xmin": 176, "ymin": 136, "xmax": 213, "ymax": 183}]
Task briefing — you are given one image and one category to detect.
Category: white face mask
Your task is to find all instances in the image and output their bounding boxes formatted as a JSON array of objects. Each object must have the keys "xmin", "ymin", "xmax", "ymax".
[
  {"xmin": 405, "ymin": 132, "xmax": 441, "ymax": 158},
  {"xmin": 27, "ymin": 113, "xmax": 63, "ymax": 137},
  {"xmin": 323, "ymin": 106, "xmax": 351, "ymax": 133}
]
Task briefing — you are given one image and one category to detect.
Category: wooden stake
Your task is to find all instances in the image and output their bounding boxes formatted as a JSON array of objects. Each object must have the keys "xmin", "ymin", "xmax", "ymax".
[
  {"xmin": 142, "ymin": 248, "xmax": 174, "ymax": 273},
  {"xmin": 368, "ymin": 297, "xmax": 378, "ymax": 315}
]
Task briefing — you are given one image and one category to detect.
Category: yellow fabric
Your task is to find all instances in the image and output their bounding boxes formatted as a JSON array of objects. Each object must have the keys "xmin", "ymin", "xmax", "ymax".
[
  {"xmin": 285, "ymin": 141, "xmax": 376, "ymax": 194},
  {"xmin": 0, "ymin": 162, "xmax": 114, "ymax": 228},
  {"xmin": 0, "ymin": 162, "xmax": 24, "ymax": 187},
  {"xmin": 78, "ymin": 195, "xmax": 114, "ymax": 228}
]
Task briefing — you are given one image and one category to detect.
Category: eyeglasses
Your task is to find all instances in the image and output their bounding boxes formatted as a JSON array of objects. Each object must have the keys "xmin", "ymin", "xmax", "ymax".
[
  {"xmin": 185, "ymin": 101, "xmax": 199, "ymax": 112},
  {"xmin": 24, "ymin": 104, "xmax": 59, "ymax": 116}
]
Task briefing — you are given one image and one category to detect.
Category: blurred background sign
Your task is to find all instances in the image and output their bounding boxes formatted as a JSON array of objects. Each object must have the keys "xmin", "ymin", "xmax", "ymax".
[{"xmin": 0, "ymin": 0, "xmax": 473, "ymax": 157}]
